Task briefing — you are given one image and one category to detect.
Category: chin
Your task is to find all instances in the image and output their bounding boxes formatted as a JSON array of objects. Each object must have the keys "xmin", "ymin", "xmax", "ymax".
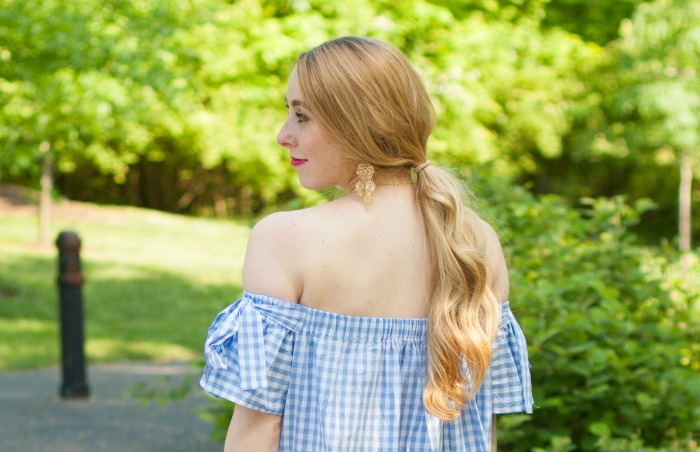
[
  {"xmin": 298, "ymin": 178, "xmax": 339, "ymax": 191},
  {"xmin": 299, "ymin": 182, "xmax": 330, "ymax": 191}
]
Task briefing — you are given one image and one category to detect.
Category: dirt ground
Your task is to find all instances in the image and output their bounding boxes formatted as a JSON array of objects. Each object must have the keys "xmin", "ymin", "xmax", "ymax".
[
  {"xmin": 0, "ymin": 185, "xmax": 144, "ymax": 224},
  {"xmin": 0, "ymin": 184, "xmax": 38, "ymax": 214},
  {"xmin": 1, "ymin": 185, "xmax": 84, "ymax": 218}
]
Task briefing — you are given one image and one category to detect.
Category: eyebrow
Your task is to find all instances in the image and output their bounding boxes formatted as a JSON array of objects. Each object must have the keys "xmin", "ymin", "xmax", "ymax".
[{"xmin": 285, "ymin": 97, "xmax": 308, "ymax": 108}]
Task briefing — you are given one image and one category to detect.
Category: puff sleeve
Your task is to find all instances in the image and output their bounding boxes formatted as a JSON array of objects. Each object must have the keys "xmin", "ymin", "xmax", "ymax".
[
  {"xmin": 200, "ymin": 293, "xmax": 306, "ymax": 415},
  {"xmin": 490, "ymin": 302, "xmax": 534, "ymax": 414}
]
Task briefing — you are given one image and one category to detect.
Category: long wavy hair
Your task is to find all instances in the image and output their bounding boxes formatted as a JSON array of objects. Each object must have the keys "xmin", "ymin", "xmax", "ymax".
[{"xmin": 296, "ymin": 36, "xmax": 501, "ymax": 420}]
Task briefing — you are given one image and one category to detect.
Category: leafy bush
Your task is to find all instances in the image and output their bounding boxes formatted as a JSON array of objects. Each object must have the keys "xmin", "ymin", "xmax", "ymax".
[
  {"xmin": 196, "ymin": 173, "xmax": 700, "ymax": 449},
  {"xmin": 473, "ymin": 174, "xmax": 700, "ymax": 450}
]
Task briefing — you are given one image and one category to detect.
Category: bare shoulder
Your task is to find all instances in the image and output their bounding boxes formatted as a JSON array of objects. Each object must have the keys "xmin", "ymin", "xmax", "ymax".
[
  {"xmin": 242, "ymin": 210, "xmax": 310, "ymax": 302},
  {"xmin": 479, "ymin": 218, "xmax": 510, "ymax": 302},
  {"xmin": 479, "ymin": 219, "xmax": 504, "ymax": 252}
]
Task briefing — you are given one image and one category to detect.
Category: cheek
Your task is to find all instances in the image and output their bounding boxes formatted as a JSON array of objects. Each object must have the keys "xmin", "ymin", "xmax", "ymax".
[{"xmin": 327, "ymin": 148, "xmax": 354, "ymax": 180}]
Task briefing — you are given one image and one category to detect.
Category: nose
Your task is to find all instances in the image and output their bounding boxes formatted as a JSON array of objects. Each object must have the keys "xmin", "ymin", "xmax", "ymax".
[{"xmin": 276, "ymin": 118, "xmax": 297, "ymax": 149}]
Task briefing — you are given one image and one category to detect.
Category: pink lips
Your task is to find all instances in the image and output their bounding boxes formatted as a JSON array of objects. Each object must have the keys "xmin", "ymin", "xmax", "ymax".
[{"xmin": 291, "ymin": 157, "xmax": 307, "ymax": 167}]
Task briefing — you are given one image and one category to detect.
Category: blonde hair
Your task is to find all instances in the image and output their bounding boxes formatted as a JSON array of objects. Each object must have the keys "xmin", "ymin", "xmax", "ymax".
[{"xmin": 296, "ymin": 37, "xmax": 500, "ymax": 420}]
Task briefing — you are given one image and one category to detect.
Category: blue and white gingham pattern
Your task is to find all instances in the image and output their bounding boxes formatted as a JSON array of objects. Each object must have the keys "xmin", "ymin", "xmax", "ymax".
[
  {"xmin": 491, "ymin": 304, "xmax": 534, "ymax": 414},
  {"xmin": 201, "ymin": 292, "xmax": 533, "ymax": 451}
]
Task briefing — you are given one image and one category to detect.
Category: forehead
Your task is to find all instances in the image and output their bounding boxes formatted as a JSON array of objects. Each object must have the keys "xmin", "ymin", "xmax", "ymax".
[{"xmin": 285, "ymin": 68, "xmax": 300, "ymax": 99}]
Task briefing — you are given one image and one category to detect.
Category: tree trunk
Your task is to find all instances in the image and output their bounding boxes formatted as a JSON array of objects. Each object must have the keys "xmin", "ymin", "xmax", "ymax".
[
  {"xmin": 678, "ymin": 151, "xmax": 692, "ymax": 271},
  {"xmin": 39, "ymin": 142, "xmax": 52, "ymax": 245}
]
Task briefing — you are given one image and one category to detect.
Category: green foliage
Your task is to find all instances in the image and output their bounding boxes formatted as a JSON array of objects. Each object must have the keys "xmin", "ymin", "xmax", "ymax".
[
  {"xmin": 609, "ymin": 0, "xmax": 700, "ymax": 157},
  {"xmin": 542, "ymin": 0, "xmax": 654, "ymax": 45},
  {"xmin": 599, "ymin": 0, "xmax": 700, "ymax": 244},
  {"xmin": 0, "ymin": 0, "xmax": 637, "ymax": 217},
  {"xmin": 1, "ymin": 0, "xmax": 697, "ymax": 241},
  {"xmin": 513, "ymin": 0, "xmax": 700, "ymax": 243},
  {"xmin": 427, "ymin": 0, "xmax": 550, "ymax": 23},
  {"xmin": 473, "ymin": 172, "xmax": 700, "ymax": 449},
  {"xmin": 130, "ymin": 364, "xmax": 202, "ymax": 406}
]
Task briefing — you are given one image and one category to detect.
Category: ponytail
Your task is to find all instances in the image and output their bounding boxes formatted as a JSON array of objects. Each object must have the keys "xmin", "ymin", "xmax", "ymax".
[{"xmin": 416, "ymin": 164, "xmax": 501, "ymax": 420}]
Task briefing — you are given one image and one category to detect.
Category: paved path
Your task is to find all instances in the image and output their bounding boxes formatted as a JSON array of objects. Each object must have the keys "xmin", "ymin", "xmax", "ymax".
[{"xmin": 0, "ymin": 362, "xmax": 221, "ymax": 452}]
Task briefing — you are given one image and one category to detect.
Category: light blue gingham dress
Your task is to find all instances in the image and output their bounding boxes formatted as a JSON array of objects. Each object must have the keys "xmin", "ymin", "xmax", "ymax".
[{"xmin": 200, "ymin": 292, "xmax": 533, "ymax": 451}]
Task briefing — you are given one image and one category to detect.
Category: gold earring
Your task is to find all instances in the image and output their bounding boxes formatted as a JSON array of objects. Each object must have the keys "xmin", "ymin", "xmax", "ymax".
[{"xmin": 355, "ymin": 163, "xmax": 376, "ymax": 210}]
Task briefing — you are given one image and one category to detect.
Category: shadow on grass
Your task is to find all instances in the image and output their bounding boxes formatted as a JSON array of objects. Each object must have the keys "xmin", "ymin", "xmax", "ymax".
[{"xmin": 0, "ymin": 253, "xmax": 241, "ymax": 370}]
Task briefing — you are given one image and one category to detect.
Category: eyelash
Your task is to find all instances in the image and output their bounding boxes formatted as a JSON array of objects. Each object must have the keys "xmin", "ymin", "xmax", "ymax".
[{"xmin": 285, "ymin": 104, "xmax": 310, "ymax": 123}]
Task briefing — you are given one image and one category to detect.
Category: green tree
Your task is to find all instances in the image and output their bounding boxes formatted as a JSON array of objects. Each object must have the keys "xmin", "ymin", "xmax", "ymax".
[
  {"xmin": 474, "ymin": 173, "xmax": 700, "ymax": 450},
  {"xmin": 543, "ymin": 0, "xmax": 654, "ymax": 45},
  {"xmin": 2, "ymin": 0, "xmax": 694, "ymax": 245},
  {"xmin": 1, "ymin": 0, "xmax": 600, "ymax": 217},
  {"xmin": 611, "ymin": 0, "xmax": 700, "ymax": 258},
  {"xmin": 507, "ymin": 0, "xmax": 700, "ymax": 245},
  {"xmin": 426, "ymin": 0, "xmax": 549, "ymax": 22},
  {"xmin": 0, "ymin": 0, "xmax": 211, "ymax": 211}
]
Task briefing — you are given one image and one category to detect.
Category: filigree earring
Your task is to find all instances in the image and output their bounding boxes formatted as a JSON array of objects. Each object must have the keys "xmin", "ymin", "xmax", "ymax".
[{"xmin": 355, "ymin": 163, "xmax": 376, "ymax": 210}]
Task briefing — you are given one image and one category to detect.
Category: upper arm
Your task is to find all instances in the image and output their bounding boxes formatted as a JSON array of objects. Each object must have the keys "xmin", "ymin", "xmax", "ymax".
[
  {"xmin": 242, "ymin": 212, "xmax": 303, "ymax": 302},
  {"xmin": 481, "ymin": 220, "xmax": 509, "ymax": 303},
  {"xmin": 491, "ymin": 414, "xmax": 497, "ymax": 451},
  {"xmin": 225, "ymin": 405, "xmax": 282, "ymax": 452}
]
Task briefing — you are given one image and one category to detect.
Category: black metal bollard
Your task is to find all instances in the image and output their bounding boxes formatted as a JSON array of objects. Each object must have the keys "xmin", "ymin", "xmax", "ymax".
[{"xmin": 56, "ymin": 231, "xmax": 90, "ymax": 398}]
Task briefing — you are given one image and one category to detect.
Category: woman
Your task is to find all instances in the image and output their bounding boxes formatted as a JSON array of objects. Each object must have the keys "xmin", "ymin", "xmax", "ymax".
[{"xmin": 201, "ymin": 36, "xmax": 533, "ymax": 451}]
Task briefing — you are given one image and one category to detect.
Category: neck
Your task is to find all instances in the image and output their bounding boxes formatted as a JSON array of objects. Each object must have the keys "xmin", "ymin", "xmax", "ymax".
[
  {"xmin": 365, "ymin": 167, "xmax": 412, "ymax": 186},
  {"xmin": 375, "ymin": 179, "xmax": 413, "ymax": 187}
]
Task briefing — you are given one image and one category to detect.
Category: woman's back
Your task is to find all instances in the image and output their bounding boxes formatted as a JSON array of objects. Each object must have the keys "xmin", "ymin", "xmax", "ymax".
[
  {"xmin": 296, "ymin": 184, "xmax": 429, "ymax": 318},
  {"xmin": 244, "ymin": 181, "xmax": 508, "ymax": 319}
]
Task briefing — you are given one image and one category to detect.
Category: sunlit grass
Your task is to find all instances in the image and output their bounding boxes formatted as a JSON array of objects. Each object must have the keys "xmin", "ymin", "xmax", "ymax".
[
  {"xmin": 0, "ymin": 203, "xmax": 251, "ymax": 370},
  {"xmin": 0, "ymin": 318, "xmax": 57, "ymax": 369},
  {"xmin": 87, "ymin": 338, "xmax": 197, "ymax": 362}
]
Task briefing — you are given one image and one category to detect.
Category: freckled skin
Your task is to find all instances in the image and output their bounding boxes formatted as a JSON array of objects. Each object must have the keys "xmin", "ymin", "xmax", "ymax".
[{"xmin": 276, "ymin": 69, "xmax": 355, "ymax": 191}]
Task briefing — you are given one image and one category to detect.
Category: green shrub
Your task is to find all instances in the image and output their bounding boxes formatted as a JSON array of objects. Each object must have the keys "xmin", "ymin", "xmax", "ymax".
[
  {"xmin": 198, "ymin": 175, "xmax": 700, "ymax": 449},
  {"xmin": 474, "ymin": 175, "xmax": 700, "ymax": 450}
]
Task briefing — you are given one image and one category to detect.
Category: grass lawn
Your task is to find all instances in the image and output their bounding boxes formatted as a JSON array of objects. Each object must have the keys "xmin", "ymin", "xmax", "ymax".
[{"xmin": 0, "ymin": 192, "xmax": 251, "ymax": 370}]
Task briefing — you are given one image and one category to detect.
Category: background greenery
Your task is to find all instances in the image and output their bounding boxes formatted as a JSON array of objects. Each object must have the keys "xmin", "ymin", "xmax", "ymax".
[
  {"xmin": 474, "ymin": 172, "xmax": 699, "ymax": 450},
  {"xmin": 0, "ymin": 203, "xmax": 248, "ymax": 369},
  {"xmin": 1, "ymin": 0, "xmax": 698, "ymax": 240},
  {"xmin": 1, "ymin": 0, "xmax": 699, "ymax": 450}
]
